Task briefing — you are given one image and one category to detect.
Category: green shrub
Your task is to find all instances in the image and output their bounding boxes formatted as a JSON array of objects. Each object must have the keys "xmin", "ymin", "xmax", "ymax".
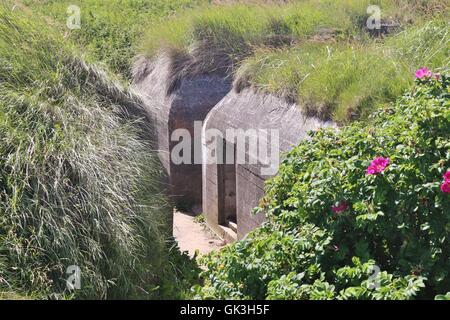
[
  {"xmin": 0, "ymin": 4, "xmax": 197, "ymax": 299},
  {"xmin": 194, "ymin": 72, "xmax": 450, "ymax": 300},
  {"xmin": 435, "ymin": 292, "xmax": 450, "ymax": 300},
  {"xmin": 266, "ymin": 258, "xmax": 426, "ymax": 300}
]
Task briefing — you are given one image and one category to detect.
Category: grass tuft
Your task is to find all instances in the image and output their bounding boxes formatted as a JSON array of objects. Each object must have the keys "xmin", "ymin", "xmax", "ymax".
[
  {"xmin": 0, "ymin": 3, "xmax": 197, "ymax": 299},
  {"xmin": 236, "ymin": 19, "xmax": 449, "ymax": 122},
  {"xmin": 22, "ymin": 0, "xmax": 209, "ymax": 79}
]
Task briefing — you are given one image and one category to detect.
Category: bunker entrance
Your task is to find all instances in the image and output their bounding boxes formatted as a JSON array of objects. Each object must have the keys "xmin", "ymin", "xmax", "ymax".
[{"xmin": 218, "ymin": 141, "xmax": 237, "ymax": 233}]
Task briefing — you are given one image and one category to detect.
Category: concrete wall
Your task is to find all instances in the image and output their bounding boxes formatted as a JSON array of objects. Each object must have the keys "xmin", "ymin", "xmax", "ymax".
[
  {"xmin": 203, "ymin": 89, "xmax": 335, "ymax": 239},
  {"xmin": 132, "ymin": 55, "xmax": 231, "ymax": 207},
  {"xmin": 132, "ymin": 53, "xmax": 334, "ymax": 240}
]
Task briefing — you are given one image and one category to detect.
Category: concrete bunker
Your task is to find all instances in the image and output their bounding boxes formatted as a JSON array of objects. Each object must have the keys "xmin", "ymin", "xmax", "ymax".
[
  {"xmin": 202, "ymin": 89, "xmax": 335, "ymax": 240},
  {"xmin": 133, "ymin": 53, "xmax": 334, "ymax": 241},
  {"xmin": 132, "ymin": 54, "xmax": 231, "ymax": 209},
  {"xmin": 217, "ymin": 140, "xmax": 238, "ymax": 235}
]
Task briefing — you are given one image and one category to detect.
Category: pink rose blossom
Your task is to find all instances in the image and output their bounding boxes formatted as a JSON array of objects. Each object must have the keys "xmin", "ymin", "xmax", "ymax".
[
  {"xmin": 440, "ymin": 171, "xmax": 450, "ymax": 194},
  {"xmin": 441, "ymin": 182, "xmax": 450, "ymax": 194},
  {"xmin": 332, "ymin": 201, "xmax": 349, "ymax": 214},
  {"xmin": 415, "ymin": 67, "xmax": 432, "ymax": 79},
  {"xmin": 443, "ymin": 171, "xmax": 450, "ymax": 183},
  {"xmin": 366, "ymin": 157, "xmax": 390, "ymax": 175}
]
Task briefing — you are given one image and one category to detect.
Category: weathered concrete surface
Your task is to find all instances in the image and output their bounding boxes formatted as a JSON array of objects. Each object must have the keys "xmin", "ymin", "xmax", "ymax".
[
  {"xmin": 132, "ymin": 54, "xmax": 231, "ymax": 207},
  {"xmin": 173, "ymin": 210, "xmax": 225, "ymax": 257},
  {"xmin": 132, "ymin": 53, "xmax": 334, "ymax": 240},
  {"xmin": 203, "ymin": 89, "xmax": 335, "ymax": 239}
]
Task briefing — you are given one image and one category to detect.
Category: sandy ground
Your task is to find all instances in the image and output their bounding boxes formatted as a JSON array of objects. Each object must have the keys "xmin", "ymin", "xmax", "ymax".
[{"xmin": 173, "ymin": 211, "xmax": 225, "ymax": 257}]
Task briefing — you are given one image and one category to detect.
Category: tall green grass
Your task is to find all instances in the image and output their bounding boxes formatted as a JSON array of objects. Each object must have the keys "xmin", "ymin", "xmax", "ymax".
[
  {"xmin": 23, "ymin": 0, "xmax": 208, "ymax": 78},
  {"xmin": 0, "ymin": 4, "xmax": 195, "ymax": 299},
  {"xmin": 141, "ymin": 0, "xmax": 446, "ymax": 59},
  {"xmin": 236, "ymin": 19, "xmax": 449, "ymax": 122}
]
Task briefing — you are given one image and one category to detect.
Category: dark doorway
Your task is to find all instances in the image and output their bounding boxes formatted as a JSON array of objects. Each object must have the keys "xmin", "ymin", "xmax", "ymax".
[{"xmin": 218, "ymin": 141, "xmax": 237, "ymax": 233}]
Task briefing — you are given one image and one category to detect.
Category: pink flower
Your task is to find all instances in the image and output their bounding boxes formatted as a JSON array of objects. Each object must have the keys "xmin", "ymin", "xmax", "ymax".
[
  {"xmin": 441, "ymin": 182, "xmax": 450, "ymax": 194},
  {"xmin": 443, "ymin": 170, "xmax": 450, "ymax": 183},
  {"xmin": 440, "ymin": 171, "xmax": 450, "ymax": 194},
  {"xmin": 415, "ymin": 67, "xmax": 433, "ymax": 79},
  {"xmin": 366, "ymin": 157, "xmax": 390, "ymax": 175},
  {"xmin": 332, "ymin": 201, "xmax": 349, "ymax": 214}
]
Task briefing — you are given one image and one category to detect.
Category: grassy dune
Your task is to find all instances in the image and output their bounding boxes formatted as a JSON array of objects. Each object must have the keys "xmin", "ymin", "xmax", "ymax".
[
  {"xmin": 26, "ymin": 1, "xmax": 449, "ymax": 121},
  {"xmin": 23, "ymin": 0, "xmax": 209, "ymax": 78},
  {"xmin": 141, "ymin": 0, "xmax": 449, "ymax": 122},
  {"xmin": 0, "ymin": 3, "xmax": 197, "ymax": 299},
  {"xmin": 237, "ymin": 19, "xmax": 449, "ymax": 121}
]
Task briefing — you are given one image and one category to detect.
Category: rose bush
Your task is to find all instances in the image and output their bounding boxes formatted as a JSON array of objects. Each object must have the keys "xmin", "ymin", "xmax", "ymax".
[{"xmin": 194, "ymin": 71, "xmax": 449, "ymax": 300}]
